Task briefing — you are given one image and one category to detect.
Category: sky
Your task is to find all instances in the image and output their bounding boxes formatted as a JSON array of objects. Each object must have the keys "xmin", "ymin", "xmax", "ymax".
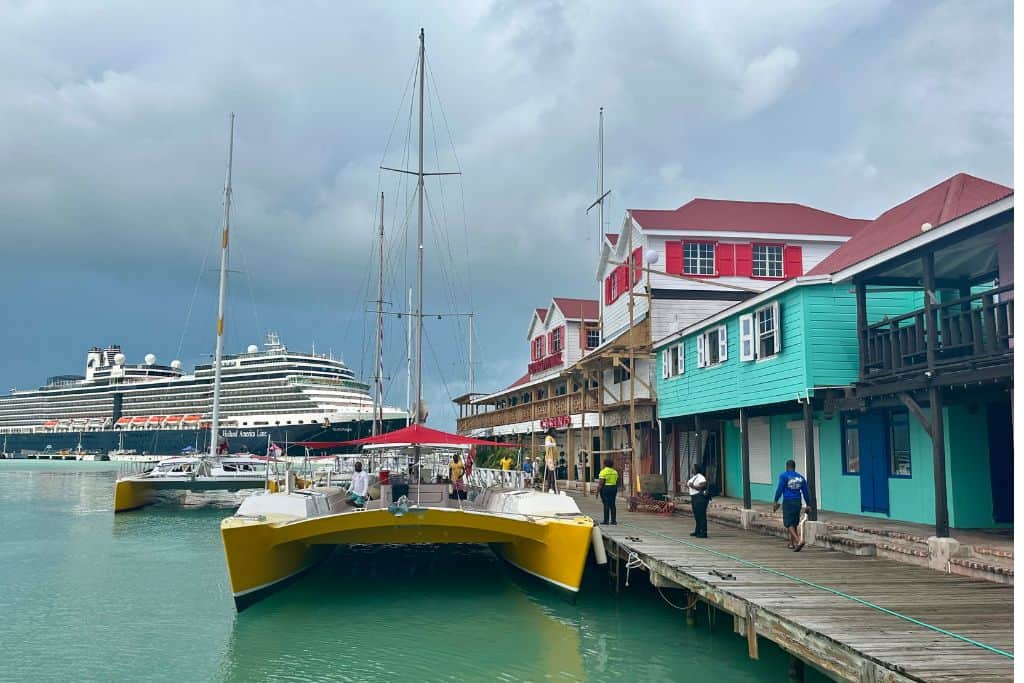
[{"xmin": 0, "ymin": 0, "xmax": 1012, "ymax": 429}]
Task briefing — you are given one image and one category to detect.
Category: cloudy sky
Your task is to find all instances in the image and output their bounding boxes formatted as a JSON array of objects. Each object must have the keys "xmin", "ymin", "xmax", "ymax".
[{"xmin": 0, "ymin": 0, "xmax": 1012, "ymax": 428}]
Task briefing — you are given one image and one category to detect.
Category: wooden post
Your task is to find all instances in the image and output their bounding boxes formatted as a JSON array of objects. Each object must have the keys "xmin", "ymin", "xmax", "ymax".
[
  {"xmin": 746, "ymin": 605, "xmax": 759, "ymax": 659},
  {"xmin": 667, "ymin": 420, "xmax": 676, "ymax": 496},
  {"xmin": 922, "ymin": 253, "xmax": 938, "ymax": 370},
  {"xmin": 567, "ymin": 421, "xmax": 575, "ymax": 484},
  {"xmin": 740, "ymin": 407, "xmax": 752, "ymax": 509},
  {"xmin": 803, "ymin": 400, "xmax": 818, "ymax": 521},
  {"xmin": 855, "ymin": 280, "xmax": 868, "ymax": 379},
  {"xmin": 930, "ymin": 385, "xmax": 950, "ymax": 537}
]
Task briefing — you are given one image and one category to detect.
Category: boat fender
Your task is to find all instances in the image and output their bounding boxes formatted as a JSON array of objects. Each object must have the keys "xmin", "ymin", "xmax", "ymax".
[{"xmin": 591, "ymin": 525, "xmax": 608, "ymax": 565}]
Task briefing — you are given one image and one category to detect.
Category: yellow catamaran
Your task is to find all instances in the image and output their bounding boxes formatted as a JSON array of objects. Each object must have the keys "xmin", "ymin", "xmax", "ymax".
[{"xmin": 219, "ymin": 29, "xmax": 600, "ymax": 610}]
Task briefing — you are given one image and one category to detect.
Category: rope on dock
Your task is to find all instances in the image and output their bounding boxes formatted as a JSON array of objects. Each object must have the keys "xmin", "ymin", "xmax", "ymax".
[{"xmin": 619, "ymin": 521, "xmax": 1014, "ymax": 660}]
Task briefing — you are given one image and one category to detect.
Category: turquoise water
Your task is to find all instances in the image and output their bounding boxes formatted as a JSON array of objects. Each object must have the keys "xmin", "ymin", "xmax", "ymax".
[{"xmin": 0, "ymin": 462, "xmax": 829, "ymax": 682}]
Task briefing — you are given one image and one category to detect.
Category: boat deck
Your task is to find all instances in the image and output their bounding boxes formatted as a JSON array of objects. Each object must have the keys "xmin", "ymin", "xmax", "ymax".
[{"xmin": 572, "ymin": 493, "xmax": 1013, "ymax": 682}]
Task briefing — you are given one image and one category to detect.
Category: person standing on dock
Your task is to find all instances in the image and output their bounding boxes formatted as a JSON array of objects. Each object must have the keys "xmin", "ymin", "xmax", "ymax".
[
  {"xmin": 595, "ymin": 458, "xmax": 619, "ymax": 525},
  {"xmin": 772, "ymin": 459, "xmax": 812, "ymax": 551},
  {"xmin": 686, "ymin": 463, "xmax": 708, "ymax": 538}
]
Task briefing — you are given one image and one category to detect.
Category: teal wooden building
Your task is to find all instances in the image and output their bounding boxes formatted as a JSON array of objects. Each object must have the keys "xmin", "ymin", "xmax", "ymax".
[{"xmin": 655, "ymin": 174, "xmax": 1013, "ymax": 535}]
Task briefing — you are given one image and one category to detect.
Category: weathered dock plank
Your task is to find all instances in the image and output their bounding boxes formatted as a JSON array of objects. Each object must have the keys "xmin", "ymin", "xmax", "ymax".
[{"xmin": 572, "ymin": 493, "xmax": 1013, "ymax": 682}]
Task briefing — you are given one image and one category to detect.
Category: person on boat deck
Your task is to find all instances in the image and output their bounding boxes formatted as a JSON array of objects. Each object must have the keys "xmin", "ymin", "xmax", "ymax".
[
  {"xmin": 522, "ymin": 457, "xmax": 533, "ymax": 486},
  {"xmin": 772, "ymin": 459, "xmax": 813, "ymax": 552},
  {"xmin": 449, "ymin": 453, "xmax": 467, "ymax": 500},
  {"xmin": 687, "ymin": 463, "xmax": 709, "ymax": 539},
  {"xmin": 346, "ymin": 461, "xmax": 369, "ymax": 507},
  {"xmin": 595, "ymin": 458, "xmax": 619, "ymax": 525}
]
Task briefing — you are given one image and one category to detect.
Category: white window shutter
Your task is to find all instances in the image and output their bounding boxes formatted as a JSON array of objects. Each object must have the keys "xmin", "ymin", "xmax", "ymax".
[
  {"xmin": 772, "ymin": 302, "xmax": 781, "ymax": 354},
  {"xmin": 661, "ymin": 349, "xmax": 670, "ymax": 379},
  {"xmin": 676, "ymin": 342, "xmax": 685, "ymax": 374},
  {"xmin": 718, "ymin": 325, "xmax": 728, "ymax": 362},
  {"xmin": 739, "ymin": 314, "xmax": 755, "ymax": 361},
  {"xmin": 697, "ymin": 335, "xmax": 706, "ymax": 368}
]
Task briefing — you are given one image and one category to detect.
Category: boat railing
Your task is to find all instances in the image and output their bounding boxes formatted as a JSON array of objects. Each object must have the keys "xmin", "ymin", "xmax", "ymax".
[{"xmin": 466, "ymin": 467, "xmax": 525, "ymax": 490}]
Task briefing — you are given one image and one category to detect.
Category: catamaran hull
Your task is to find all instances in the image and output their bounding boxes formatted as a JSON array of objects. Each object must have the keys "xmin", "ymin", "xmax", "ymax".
[
  {"xmin": 114, "ymin": 476, "xmax": 271, "ymax": 512},
  {"xmin": 221, "ymin": 507, "xmax": 594, "ymax": 610}
]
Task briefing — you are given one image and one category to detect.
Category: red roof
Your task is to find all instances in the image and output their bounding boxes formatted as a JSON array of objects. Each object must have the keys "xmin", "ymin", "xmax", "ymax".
[
  {"xmin": 808, "ymin": 173, "xmax": 1013, "ymax": 276},
  {"xmin": 605, "ymin": 233, "xmax": 619, "ymax": 246},
  {"xmin": 534, "ymin": 308, "xmax": 548, "ymax": 323},
  {"xmin": 508, "ymin": 372, "xmax": 532, "ymax": 389},
  {"xmin": 552, "ymin": 297, "xmax": 599, "ymax": 320},
  {"xmin": 630, "ymin": 198, "xmax": 867, "ymax": 237}
]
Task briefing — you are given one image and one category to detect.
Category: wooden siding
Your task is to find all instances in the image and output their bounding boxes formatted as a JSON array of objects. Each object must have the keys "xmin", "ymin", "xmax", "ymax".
[{"xmin": 657, "ymin": 287, "xmax": 809, "ymax": 418}]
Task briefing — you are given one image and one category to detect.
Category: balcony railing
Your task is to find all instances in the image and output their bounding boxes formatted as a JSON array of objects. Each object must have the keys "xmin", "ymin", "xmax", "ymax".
[
  {"xmin": 456, "ymin": 389, "xmax": 598, "ymax": 433},
  {"xmin": 864, "ymin": 284, "xmax": 1013, "ymax": 380}
]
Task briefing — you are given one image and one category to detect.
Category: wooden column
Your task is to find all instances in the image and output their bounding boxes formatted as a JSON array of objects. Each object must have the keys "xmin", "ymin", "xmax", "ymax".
[
  {"xmin": 667, "ymin": 420, "xmax": 677, "ymax": 496},
  {"xmin": 922, "ymin": 253, "xmax": 938, "ymax": 370},
  {"xmin": 740, "ymin": 407, "xmax": 752, "ymax": 509},
  {"xmin": 567, "ymin": 422, "xmax": 575, "ymax": 484},
  {"xmin": 802, "ymin": 400, "xmax": 818, "ymax": 521},
  {"xmin": 855, "ymin": 280, "xmax": 868, "ymax": 379},
  {"xmin": 930, "ymin": 385, "xmax": 950, "ymax": 537}
]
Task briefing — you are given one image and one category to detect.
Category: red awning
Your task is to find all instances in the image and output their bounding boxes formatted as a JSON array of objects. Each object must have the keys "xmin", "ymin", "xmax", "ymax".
[{"xmin": 295, "ymin": 423, "xmax": 520, "ymax": 449}]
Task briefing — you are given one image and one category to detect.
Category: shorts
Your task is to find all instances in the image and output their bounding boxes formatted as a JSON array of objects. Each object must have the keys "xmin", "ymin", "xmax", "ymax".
[{"xmin": 782, "ymin": 499, "xmax": 802, "ymax": 528}]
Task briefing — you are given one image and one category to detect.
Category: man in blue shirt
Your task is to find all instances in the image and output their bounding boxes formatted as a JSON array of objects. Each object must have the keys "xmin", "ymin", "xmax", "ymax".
[{"xmin": 772, "ymin": 459, "xmax": 812, "ymax": 552}]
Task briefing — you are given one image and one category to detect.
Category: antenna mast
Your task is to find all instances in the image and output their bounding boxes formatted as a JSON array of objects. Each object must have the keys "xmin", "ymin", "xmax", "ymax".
[
  {"xmin": 210, "ymin": 113, "xmax": 234, "ymax": 459},
  {"xmin": 373, "ymin": 192, "xmax": 385, "ymax": 435}
]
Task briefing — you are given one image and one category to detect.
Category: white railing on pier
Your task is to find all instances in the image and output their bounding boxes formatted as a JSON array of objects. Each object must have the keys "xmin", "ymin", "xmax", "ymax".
[{"xmin": 467, "ymin": 467, "xmax": 525, "ymax": 490}]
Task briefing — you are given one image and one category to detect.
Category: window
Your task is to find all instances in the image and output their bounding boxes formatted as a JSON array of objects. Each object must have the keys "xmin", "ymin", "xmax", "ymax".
[
  {"xmin": 555, "ymin": 384, "xmax": 567, "ymax": 396},
  {"xmin": 697, "ymin": 325, "xmax": 727, "ymax": 367},
  {"xmin": 586, "ymin": 326, "xmax": 600, "ymax": 349},
  {"xmin": 613, "ymin": 358, "xmax": 631, "ymax": 384},
  {"xmin": 752, "ymin": 244, "xmax": 783, "ymax": 278},
  {"xmin": 552, "ymin": 327, "xmax": 562, "ymax": 353},
  {"xmin": 661, "ymin": 343, "xmax": 685, "ymax": 379},
  {"xmin": 610, "ymin": 272, "xmax": 619, "ymax": 300},
  {"xmin": 521, "ymin": 393, "xmax": 531, "ymax": 404},
  {"xmin": 755, "ymin": 302, "xmax": 780, "ymax": 359},
  {"xmin": 531, "ymin": 336, "xmax": 545, "ymax": 360},
  {"xmin": 842, "ymin": 415, "xmax": 860, "ymax": 474},
  {"xmin": 889, "ymin": 412, "xmax": 912, "ymax": 477},
  {"xmin": 684, "ymin": 242, "xmax": 715, "ymax": 275},
  {"xmin": 536, "ymin": 388, "xmax": 548, "ymax": 401}
]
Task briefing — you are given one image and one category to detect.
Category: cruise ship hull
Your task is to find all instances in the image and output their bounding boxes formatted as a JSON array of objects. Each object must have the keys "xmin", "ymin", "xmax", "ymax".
[{"xmin": 2, "ymin": 418, "xmax": 407, "ymax": 458}]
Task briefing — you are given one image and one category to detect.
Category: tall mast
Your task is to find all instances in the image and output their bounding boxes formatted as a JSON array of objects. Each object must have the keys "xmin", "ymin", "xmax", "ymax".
[
  {"xmin": 373, "ymin": 192, "xmax": 385, "ymax": 436},
  {"xmin": 210, "ymin": 112, "xmax": 234, "ymax": 459},
  {"xmin": 406, "ymin": 287, "xmax": 413, "ymax": 426},
  {"xmin": 415, "ymin": 27, "xmax": 425, "ymax": 425},
  {"xmin": 468, "ymin": 313, "xmax": 474, "ymax": 395},
  {"xmin": 598, "ymin": 107, "xmax": 604, "ymax": 258}
]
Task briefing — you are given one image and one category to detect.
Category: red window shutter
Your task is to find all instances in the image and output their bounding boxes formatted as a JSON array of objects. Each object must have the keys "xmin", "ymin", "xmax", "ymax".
[
  {"xmin": 547, "ymin": 331, "xmax": 554, "ymax": 354},
  {"xmin": 604, "ymin": 276, "xmax": 612, "ymax": 304},
  {"xmin": 784, "ymin": 245, "xmax": 803, "ymax": 278},
  {"xmin": 616, "ymin": 265, "xmax": 629, "ymax": 297},
  {"xmin": 716, "ymin": 243, "xmax": 735, "ymax": 276},
  {"xmin": 632, "ymin": 247, "xmax": 642, "ymax": 284},
  {"xmin": 735, "ymin": 243, "xmax": 753, "ymax": 277},
  {"xmin": 665, "ymin": 241, "xmax": 682, "ymax": 274}
]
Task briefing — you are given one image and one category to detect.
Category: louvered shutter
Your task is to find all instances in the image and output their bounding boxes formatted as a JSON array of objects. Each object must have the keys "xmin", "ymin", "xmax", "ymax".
[
  {"xmin": 604, "ymin": 276, "xmax": 612, "ymax": 305},
  {"xmin": 632, "ymin": 248, "xmax": 643, "ymax": 284},
  {"xmin": 716, "ymin": 243, "xmax": 735, "ymax": 276},
  {"xmin": 783, "ymin": 246, "xmax": 803, "ymax": 278},
  {"xmin": 718, "ymin": 325, "xmax": 728, "ymax": 362},
  {"xmin": 739, "ymin": 314, "xmax": 755, "ymax": 361},
  {"xmin": 666, "ymin": 241, "xmax": 683, "ymax": 275},
  {"xmin": 735, "ymin": 243, "xmax": 753, "ymax": 277},
  {"xmin": 661, "ymin": 349, "xmax": 670, "ymax": 379},
  {"xmin": 697, "ymin": 335, "xmax": 706, "ymax": 368},
  {"xmin": 676, "ymin": 342, "xmax": 685, "ymax": 374},
  {"xmin": 772, "ymin": 302, "xmax": 782, "ymax": 354},
  {"xmin": 616, "ymin": 265, "xmax": 629, "ymax": 296}
]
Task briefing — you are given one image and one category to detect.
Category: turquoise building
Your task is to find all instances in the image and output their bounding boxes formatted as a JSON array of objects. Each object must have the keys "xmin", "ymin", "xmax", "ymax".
[{"xmin": 655, "ymin": 174, "xmax": 1013, "ymax": 534}]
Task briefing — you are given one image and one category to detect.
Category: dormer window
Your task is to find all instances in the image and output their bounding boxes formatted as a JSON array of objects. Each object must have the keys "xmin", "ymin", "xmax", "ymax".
[
  {"xmin": 683, "ymin": 242, "xmax": 715, "ymax": 275},
  {"xmin": 752, "ymin": 244, "xmax": 784, "ymax": 278}
]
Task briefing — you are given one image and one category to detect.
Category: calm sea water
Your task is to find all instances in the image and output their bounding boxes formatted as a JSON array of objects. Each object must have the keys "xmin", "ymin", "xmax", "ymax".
[{"xmin": 0, "ymin": 462, "xmax": 829, "ymax": 682}]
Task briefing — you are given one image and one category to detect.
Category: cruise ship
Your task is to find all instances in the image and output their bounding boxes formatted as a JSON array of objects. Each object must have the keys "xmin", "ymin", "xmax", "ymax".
[{"xmin": 0, "ymin": 333, "xmax": 407, "ymax": 456}]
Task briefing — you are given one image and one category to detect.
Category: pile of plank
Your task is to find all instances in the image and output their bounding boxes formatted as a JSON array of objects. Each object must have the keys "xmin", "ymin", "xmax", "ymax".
[{"xmin": 627, "ymin": 492, "xmax": 675, "ymax": 516}]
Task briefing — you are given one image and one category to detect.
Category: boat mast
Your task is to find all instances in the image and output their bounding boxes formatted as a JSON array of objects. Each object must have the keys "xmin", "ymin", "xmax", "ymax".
[
  {"xmin": 414, "ymin": 28, "xmax": 425, "ymax": 426},
  {"xmin": 210, "ymin": 113, "xmax": 234, "ymax": 459},
  {"xmin": 406, "ymin": 287, "xmax": 413, "ymax": 427},
  {"xmin": 373, "ymin": 191, "xmax": 385, "ymax": 436}
]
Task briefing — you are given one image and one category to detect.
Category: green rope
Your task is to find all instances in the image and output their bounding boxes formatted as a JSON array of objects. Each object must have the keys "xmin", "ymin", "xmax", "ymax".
[{"xmin": 619, "ymin": 521, "xmax": 1014, "ymax": 660}]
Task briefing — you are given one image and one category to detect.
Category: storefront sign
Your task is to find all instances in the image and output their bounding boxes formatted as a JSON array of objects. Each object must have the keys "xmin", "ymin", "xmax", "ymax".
[{"xmin": 540, "ymin": 415, "xmax": 571, "ymax": 429}]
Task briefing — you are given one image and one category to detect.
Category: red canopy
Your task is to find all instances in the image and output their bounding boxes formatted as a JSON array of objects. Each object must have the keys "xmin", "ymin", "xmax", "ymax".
[{"xmin": 295, "ymin": 423, "xmax": 520, "ymax": 449}]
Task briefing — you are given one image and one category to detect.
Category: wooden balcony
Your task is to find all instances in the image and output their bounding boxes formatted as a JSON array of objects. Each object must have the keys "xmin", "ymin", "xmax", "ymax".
[
  {"xmin": 863, "ymin": 284, "xmax": 1013, "ymax": 384},
  {"xmin": 456, "ymin": 389, "xmax": 598, "ymax": 433}
]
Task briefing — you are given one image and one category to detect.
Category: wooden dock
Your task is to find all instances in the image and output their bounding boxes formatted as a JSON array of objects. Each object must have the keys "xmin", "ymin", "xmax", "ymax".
[{"xmin": 571, "ymin": 493, "xmax": 1013, "ymax": 682}]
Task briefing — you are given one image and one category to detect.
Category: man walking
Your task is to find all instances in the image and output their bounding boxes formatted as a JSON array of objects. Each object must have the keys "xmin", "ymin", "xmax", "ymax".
[
  {"xmin": 772, "ymin": 459, "xmax": 812, "ymax": 551},
  {"xmin": 595, "ymin": 458, "xmax": 619, "ymax": 525}
]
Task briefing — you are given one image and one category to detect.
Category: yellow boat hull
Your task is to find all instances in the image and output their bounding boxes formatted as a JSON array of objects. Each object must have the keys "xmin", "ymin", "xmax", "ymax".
[
  {"xmin": 221, "ymin": 507, "xmax": 593, "ymax": 609},
  {"xmin": 113, "ymin": 479, "xmax": 155, "ymax": 513}
]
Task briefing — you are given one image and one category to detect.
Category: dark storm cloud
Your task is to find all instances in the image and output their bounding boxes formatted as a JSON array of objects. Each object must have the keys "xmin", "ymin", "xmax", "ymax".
[{"xmin": 0, "ymin": 0, "xmax": 1011, "ymax": 426}]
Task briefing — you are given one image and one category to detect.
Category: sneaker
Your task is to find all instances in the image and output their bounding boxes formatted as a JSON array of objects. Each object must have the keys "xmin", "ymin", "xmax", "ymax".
[
  {"xmin": 794, "ymin": 542, "xmax": 805, "ymax": 552},
  {"xmin": 610, "ymin": 522, "xmax": 617, "ymax": 525}
]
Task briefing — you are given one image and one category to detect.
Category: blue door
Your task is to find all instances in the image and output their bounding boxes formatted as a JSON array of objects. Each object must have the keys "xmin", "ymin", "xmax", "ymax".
[{"xmin": 858, "ymin": 411, "xmax": 890, "ymax": 514}]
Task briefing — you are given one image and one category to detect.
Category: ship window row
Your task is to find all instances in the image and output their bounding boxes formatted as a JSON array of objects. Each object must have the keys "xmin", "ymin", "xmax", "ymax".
[{"xmin": 16, "ymin": 370, "xmax": 355, "ymax": 398}]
